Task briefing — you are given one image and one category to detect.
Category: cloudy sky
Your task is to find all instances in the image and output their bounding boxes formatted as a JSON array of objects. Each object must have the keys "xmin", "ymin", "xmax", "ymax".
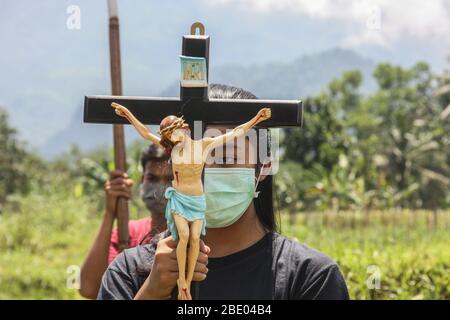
[
  {"xmin": 1, "ymin": 0, "xmax": 449, "ymax": 149},
  {"xmin": 208, "ymin": 0, "xmax": 450, "ymax": 49}
]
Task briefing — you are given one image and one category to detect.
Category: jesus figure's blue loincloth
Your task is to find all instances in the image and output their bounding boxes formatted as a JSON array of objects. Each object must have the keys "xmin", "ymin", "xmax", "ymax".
[{"xmin": 164, "ymin": 186, "xmax": 206, "ymax": 241}]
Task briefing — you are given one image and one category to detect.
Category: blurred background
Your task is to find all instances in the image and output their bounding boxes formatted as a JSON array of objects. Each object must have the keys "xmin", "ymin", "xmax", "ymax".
[{"xmin": 0, "ymin": 0, "xmax": 449, "ymax": 299}]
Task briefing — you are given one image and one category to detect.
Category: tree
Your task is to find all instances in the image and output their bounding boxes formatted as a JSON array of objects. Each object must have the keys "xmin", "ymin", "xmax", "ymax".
[
  {"xmin": 280, "ymin": 62, "xmax": 449, "ymax": 212},
  {"xmin": 368, "ymin": 62, "xmax": 449, "ymax": 208},
  {"xmin": 282, "ymin": 70, "xmax": 360, "ymax": 170},
  {"xmin": 0, "ymin": 108, "xmax": 31, "ymax": 210}
]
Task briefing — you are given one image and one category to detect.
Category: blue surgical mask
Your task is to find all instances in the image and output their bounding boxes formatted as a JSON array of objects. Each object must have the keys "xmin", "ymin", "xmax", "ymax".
[{"xmin": 204, "ymin": 167, "xmax": 259, "ymax": 228}]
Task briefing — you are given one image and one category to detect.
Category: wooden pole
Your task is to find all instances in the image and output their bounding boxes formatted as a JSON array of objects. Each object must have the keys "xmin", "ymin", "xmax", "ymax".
[{"xmin": 108, "ymin": 0, "xmax": 129, "ymax": 251}]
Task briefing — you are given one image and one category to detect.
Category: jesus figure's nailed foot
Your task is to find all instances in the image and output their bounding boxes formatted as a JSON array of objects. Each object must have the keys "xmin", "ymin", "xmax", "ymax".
[{"xmin": 186, "ymin": 283, "xmax": 192, "ymax": 300}]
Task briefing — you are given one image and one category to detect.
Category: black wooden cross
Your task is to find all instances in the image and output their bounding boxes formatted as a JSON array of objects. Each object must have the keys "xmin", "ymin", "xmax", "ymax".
[
  {"xmin": 84, "ymin": 21, "xmax": 302, "ymax": 301},
  {"xmin": 84, "ymin": 22, "xmax": 303, "ymax": 133}
]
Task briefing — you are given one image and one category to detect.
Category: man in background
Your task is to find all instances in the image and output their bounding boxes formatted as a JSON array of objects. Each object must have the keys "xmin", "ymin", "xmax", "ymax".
[{"xmin": 79, "ymin": 144, "xmax": 172, "ymax": 299}]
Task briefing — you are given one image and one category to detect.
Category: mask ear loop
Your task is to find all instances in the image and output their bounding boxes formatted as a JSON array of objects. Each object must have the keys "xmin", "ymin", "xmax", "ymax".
[{"xmin": 254, "ymin": 157, "xmax": 271, "ymax": 198}]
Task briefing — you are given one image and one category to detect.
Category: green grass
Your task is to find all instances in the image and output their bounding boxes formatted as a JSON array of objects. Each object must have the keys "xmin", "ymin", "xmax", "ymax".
[
  {"xmin": 0, "ymin": 190, "xmax": 147, "ymax": 299},
  {"xmin": 0, "ymin": 192, "xmax": 449, "ymax": 299},
  {"xmin": 0, "ymin": 192, "xmax": 97, "ymax": 299},
  {"xmin": 281, "ymin": 211, "xmax": 450, "ymax": 299}
]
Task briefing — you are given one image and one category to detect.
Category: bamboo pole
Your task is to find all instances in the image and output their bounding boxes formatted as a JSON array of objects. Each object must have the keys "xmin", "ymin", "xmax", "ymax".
[{"xmin": 108, "ymin": 0, "xmax": 129, "ymax": 251}]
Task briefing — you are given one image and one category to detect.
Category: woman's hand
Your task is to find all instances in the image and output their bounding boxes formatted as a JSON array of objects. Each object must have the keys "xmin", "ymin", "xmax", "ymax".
[{"xmin": 134, "ymin": 236, "xmax": 210, "ymax": 300}]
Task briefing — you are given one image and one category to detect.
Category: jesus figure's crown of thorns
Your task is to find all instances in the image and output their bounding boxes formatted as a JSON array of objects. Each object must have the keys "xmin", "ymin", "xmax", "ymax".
[{"xmin": 157, "ymin": 116, "xmax": 186, "ymax": 137}]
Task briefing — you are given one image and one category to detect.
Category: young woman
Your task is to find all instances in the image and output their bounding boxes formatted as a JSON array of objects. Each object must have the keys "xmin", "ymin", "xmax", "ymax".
[{"xmin": 98, "ymin": 84, "xmax": 349, "ymax": 300}]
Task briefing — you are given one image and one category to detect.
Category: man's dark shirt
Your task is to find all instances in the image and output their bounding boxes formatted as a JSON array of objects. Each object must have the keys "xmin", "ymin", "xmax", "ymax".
[{"xmin": 97, "ymin": 232, "xmax": 349, "ymax": 300}]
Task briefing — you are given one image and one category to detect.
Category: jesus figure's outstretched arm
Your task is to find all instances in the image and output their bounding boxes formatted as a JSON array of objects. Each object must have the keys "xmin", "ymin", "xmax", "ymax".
[
  {"xmin": 203, "ymin": 107, "xmax": 271, "ymax": 153},
  {"xmin": 111, "ymin": 103, "xmax": 161, "ymax": 146}
]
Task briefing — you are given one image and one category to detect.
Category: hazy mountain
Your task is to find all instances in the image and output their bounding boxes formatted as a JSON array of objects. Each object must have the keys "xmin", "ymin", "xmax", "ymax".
[
  {"xmin": 40, "ymin": 48, "xmax": 375, "ymax": 156},
  {"xmin": 161, "ymin": 48, "xmax": 376, "ymax": 98}
]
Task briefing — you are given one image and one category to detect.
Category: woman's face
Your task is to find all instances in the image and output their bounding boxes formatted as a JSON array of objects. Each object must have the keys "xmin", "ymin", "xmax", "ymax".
[{"xmin": 204, "ymin": 126, "xmax": 257, "ymax": 169}]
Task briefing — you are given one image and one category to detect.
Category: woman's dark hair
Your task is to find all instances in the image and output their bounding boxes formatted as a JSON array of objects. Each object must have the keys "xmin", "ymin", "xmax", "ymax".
[{"xmin": 208, "ymin": 83, "xmax": 278, "ymax": 233}]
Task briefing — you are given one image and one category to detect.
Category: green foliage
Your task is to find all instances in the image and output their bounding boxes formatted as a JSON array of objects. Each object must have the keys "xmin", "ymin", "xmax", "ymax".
[
  {"xmin": 18, "ymin": 140, "xmax": 152, "ymax": 215},
  {"xmin": 282, "ymin": 62, "xmax": 449, "ymax": 211},
  {"xmin": 368, "ymin": 62, "xmax": 448, "ymax": 208},
  {"xmin": 0, "ymin": 108, "xmax": 41, "ymax": 211},
  {"xmin": 0, "ymin": 192, "xmax": 96, "ymax": 299}
]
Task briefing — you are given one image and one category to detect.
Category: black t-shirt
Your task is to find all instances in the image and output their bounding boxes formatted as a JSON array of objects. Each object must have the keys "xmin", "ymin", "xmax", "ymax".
[{"xmin": 97, "ymin": 232, "xmax": 349, "ymax": 300}]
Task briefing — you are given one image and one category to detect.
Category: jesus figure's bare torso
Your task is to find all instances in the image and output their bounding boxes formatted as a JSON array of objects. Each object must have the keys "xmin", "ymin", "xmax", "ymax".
[{"xmin": 171, "ymin": 138, "xmax": 207, "ymax": 196}]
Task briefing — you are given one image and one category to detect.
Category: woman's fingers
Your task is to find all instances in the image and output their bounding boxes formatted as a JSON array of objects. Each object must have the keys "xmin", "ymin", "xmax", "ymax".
[
  {"xmin": 165, "ymin": 260, "xmax": 182, "ymax": 272},
  {"xmin": 194, "ymin": 261, "xmax": 208, "ymax": 274},
  {"xmin": 164, "ymin": 256, "xmax": 208, "ymax": 274},
  {"xmin": 192, "ymin": 272, "xmax": 208, "ymax": 282},
  {"xmin": 164, "ymin": 237, "xmax": 179, "ymax": 249},
  {"xmin": 196, "ymin": 251, "xmax": 208, "ymax": 265},
  {"xmin": 200, "ymin": 240, "xmax": 211, "ymax": 254},
  {"xmin": 168, "ymin": 248, "xmax": 208, "ymax": 263},
  {"xmin": 163, "ymin": 270, "xmax": 207, "ymax": 282},
  {"xmin": 161, "ymin": 236, "xmax": 209, "ymax": 282}
]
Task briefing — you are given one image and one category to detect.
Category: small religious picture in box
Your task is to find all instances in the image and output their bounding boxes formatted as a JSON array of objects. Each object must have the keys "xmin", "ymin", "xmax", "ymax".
[{"xmin": 180, "ymin": 55, "xmax": 207, "ymax": 87}]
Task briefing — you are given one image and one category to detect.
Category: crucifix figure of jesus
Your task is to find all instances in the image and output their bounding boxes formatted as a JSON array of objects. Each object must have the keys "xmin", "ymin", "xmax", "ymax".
[
  {"xmin": 111, "ymin": 101, "xmax": 271, "ymax": 299},
  {"xmin": 84, "ymin": 22, "xmax": 303, "ymax": 300}
]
